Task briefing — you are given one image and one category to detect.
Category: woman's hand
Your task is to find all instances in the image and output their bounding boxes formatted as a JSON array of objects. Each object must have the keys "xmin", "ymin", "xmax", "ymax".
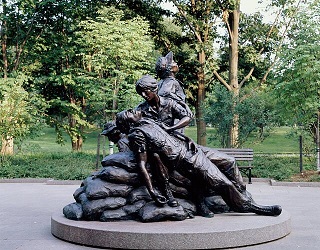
[{"xmin": 160, "ymin": 123, "xmax": 173, "ymax": 133}]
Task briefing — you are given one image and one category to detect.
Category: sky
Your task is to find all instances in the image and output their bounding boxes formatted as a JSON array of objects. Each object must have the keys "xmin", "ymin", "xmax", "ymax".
[
  {"xmin": 241, "ymin": 0, "xmax": 274, "ymax": 23},
  {"xmin": 161, "ymin": 0, "xmax": 273, "ymax": 22},
  {"xmin": 241, "ymin": 0, "xmax": 270, "ymax": 14}
]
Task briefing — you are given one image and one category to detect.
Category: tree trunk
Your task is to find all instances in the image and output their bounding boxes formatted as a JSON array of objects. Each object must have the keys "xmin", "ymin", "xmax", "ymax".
[
  {"xmin": 1, "ymin": 0, "xmax": 8, "ymax": 79},
  {"xmin": 71, "ymin": 135, "xmax": 83, "ymax": 151},
  {"xmin": 228, "ymin": 6, "xmax": 240, "ymax": 148},
  {"xmin": 70, "ymin": 120, "xmax": 83, "ymax": 151},
  {"xmin": 1, "ymin": 136, "xmax": 14, "ymax": 155},
  {"xmin": 196, "ymin": 50, "xmax": 206, "ymax": 146},
  {"xmin": 112, "ymin": 79, "xmax": 119, "ymax": 120},
  {"xmin": 69, "ymin": 97, "xmax": 83, "ymax": 151}
]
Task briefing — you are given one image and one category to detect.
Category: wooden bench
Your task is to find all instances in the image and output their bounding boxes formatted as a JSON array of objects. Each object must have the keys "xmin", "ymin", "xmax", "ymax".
[{"xmin": 217, "ymin": 148, "xmax": 254, "ymax": 184}]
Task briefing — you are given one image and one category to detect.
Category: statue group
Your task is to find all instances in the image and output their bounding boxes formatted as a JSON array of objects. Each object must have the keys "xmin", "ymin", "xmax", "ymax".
[{"xmin": 63, "ymin": 52, "xmax": 282, "ymax": 222}]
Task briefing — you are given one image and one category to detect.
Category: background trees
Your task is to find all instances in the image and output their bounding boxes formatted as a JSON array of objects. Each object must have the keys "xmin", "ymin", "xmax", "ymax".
[
  {"xmin": 0, "ymin": 74, "xmax": 46, "ymax": 155},
  {"xmin": 1, "ymin": 0, "xmax": 50, "ymax": 154},
  {"xmin": 163, "ymin": 0, "xmax": 305, "ymax": 147},
  {"xmin": 1, "ymin": 1, "xmax": 154, "ymax": 152},
  {"xmin": 0, "ymin": 0, "xmax": 318, "ymax": 158},
  {"xmin": 205, "ymin": 84, "xmax": 277, "ymax": 147},
  {"xmin": 275, "ymin": 0, "xmax": 319, "ymax": 138},
  {"xmin": 274, "ymin": 0, "xmax": 320, "ymax": 168},
  {"xmin": 75, "ymin": 6, "xmax": 155, "ymax": 121},
  {"xmin": 27, "ymin": 0, "xmax": 107, "ymax": 151}
]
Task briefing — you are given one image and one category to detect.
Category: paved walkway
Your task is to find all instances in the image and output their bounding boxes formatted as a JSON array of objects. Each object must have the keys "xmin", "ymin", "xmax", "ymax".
[{"xmin": 1, "ymin": 179, "xmax": 320, "ymax": 250}]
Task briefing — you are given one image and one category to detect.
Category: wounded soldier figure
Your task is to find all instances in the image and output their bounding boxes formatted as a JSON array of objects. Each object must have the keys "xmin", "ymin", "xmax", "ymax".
[{"xmin": 116, "ymin": 109, "xmax": 282, "ymax": 217}]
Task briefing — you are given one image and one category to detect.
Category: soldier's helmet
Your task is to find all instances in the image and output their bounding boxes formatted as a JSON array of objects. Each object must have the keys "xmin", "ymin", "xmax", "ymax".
[{"xmin": 101, "ymin": 121, "xmax": 118, "ymax": 136}]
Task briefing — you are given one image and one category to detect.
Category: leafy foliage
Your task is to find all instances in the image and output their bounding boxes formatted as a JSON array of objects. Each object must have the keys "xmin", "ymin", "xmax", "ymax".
[
  {"xmin": 0, "ymin": 152, "xmax": 95, "ymax": 180},
  {"xmin": 205, "ymin": 84, "xmax": 277, "ymax": 147},
  {"xmin": 204, "ymin": 85, "xmax": 234, "ymax": 147},
  {"xmin": 274, "ymin": 0, "xmax": 320, "ymax": 142},
  {"xmin": 0, "ymin": 74, "xmax": 47, "ymax": 150},
  {"xmin": 75, "ymin": 6, "xmax": 155, "ymax": 119},
  {"xmin": 1, "ymin": 2, "xmax": 156, "ymax": 150},
  {"xmin": 253, "ymin": 155, "xmax": 299, "ymax": 181}
]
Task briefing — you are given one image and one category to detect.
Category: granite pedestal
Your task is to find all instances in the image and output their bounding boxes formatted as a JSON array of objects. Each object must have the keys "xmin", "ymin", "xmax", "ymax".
[{"xmin": 51, "ymin": 210, "xmax": 291, "ymax": 249}]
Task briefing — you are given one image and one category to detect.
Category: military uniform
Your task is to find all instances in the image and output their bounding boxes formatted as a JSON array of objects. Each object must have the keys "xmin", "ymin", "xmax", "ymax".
[{"xmin": 128, "ymin": 118, "xmax": 252, "ymax": 213}]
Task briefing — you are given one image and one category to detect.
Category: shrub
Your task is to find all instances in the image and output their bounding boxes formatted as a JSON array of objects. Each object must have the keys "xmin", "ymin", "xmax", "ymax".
[
  {"xmin": 253, "ymin": 155, "xmax": 316, "ymax": 181},
  {"xmin": 0, "ymin": 152, "xmax": 96, "ymax": 180}
]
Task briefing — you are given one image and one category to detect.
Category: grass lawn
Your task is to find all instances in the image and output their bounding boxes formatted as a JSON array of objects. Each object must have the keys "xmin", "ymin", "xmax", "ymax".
[
  {"xmin": 243, "ymin": 127, "xmax": 299, "ymax": 154},
  {"xmin": 22, "ymin": 126, "xmax": 300, "ymax": 154},
  {"xmin": 2, "ymin": 126, "xmax": 317, "ymax": 181},
  {"xmin": 185, "ymin": 126, "xmax": 300, "ymax": 154},
  {"xmin": 21, "ymin": 127, "xmax": 101, "ymax": 154}
]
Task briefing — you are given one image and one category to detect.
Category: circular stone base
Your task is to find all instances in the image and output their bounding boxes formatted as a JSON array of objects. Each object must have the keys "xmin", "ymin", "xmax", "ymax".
[{"xmin": 51, "ymin": 210, "xmax": 291, "ymax": 249}]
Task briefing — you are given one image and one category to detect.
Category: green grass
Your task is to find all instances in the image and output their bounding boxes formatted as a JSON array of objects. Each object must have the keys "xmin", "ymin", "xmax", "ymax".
[
  {"xmin": 243, "ymin": 127, "xmax": 299, "ymax": 154},
  {"xmin": 20, "ymin": 127, "xmax": 102, "ymax": 154},
  {"xmin": 1, "ymin": 126, "xmax": 317, "ymax": 181},
  {"xmin": 186, "ymin": 126, "xmax": 300, "ymax": 154}
]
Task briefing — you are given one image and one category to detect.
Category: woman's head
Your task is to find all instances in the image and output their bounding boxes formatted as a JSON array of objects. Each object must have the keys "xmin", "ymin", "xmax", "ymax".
[
  {"xmin": 135, "ymin": 75, "xmax": 158, "ymax": 96},
  {"xmin": 155, "ymin": 51, "xmax": 179, "ymax": 79}
]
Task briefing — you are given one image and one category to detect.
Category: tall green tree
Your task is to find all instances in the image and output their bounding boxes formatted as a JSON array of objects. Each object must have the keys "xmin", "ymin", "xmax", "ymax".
[
  {"xmin": 0, "ymin": 0, "xmax": 50, "ymax": 153},
  {"xmin": 75, "ymin": 6, "xmax": 155, "ymax": 121},
  {"xmin": 0, "ymin": 0, "xmax": 112, "ymax": 151},
  {"xmin": 26, "ymin": 0, "xmax": 107, "ymax": 151},
  {"xmin": 274, "ymin": 0, "xmax": 320, "ymax": 165},
  {"xmin": 205, "ymin": 84, "xmax": 277, "ymax": 147},
  {"xmin": 0, "ymin": 74, "xmax": 46, "ymax": 155},
  {"xmin": 165, "ymin": 0, "xmax": 219, "ymax": 145},
  {"xmin": 164, "ymin": 0, "xmax": 303, "ymax": 147}
]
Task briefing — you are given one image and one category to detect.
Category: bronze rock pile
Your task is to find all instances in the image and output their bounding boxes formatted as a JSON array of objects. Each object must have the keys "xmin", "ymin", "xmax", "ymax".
[{"xmin": 63, "ymin": 151, "xmax": 229, "ymax": 222}]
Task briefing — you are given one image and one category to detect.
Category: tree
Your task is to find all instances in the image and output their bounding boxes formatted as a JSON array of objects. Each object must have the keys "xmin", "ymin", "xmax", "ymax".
[
  {"xmin": 205, "ymin": 84, "xmax": 277, "ymax": 147},
  {"xmin": 1, "ymin": 0, "xmax": 49, "ymax": 153},
  {"xmin": 36, "ymin": 5, "xmax": 155, "ymax": 151},
  {"xmin": 1, "ymin": 1, "xmax": 155, "ymax": 151},
  {"xmin": 274, "ymin": 0, "xmax": 320, "ymax": 167},
  {"xmin": 11, "ymin": 0, "xmax": 107, "ymax": 151},
  {"xmin": 75, "ymin": 6, "xmax": 155, "ymax": 121},
  {"xmin": 166, "ymin": 0, "xmax": 219, "ymax": 146},
  {"xmin": 0, "ymin": 74, "xmax": 46, "ymax": 155},
  {"xmin": 165, "ymin": 0, "xmax": 303, "ymax": 147}
]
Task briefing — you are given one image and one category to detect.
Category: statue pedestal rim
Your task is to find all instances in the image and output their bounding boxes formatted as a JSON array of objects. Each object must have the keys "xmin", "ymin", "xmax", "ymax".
[{"xmin": 51, "ymin": 210, "xmax": 291, "ymax": 249}]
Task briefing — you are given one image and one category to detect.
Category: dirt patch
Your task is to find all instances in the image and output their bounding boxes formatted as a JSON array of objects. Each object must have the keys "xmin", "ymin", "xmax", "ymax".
[{"xmin": 287, "ymin": 170, "xmax": 320, "ymax": 182}]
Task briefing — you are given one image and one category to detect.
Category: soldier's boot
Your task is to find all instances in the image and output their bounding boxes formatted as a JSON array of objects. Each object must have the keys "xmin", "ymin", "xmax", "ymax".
[
  {"xmin": 248, "ymin": 203, "xmax": 282, "ymax": 216},
  {"xmin": 164, "ymin": 181, "xmax": 178, "ymax": 207},
  {"xmin": 197, "ymin": 199, "xmax": 215, "ymax": 218}
]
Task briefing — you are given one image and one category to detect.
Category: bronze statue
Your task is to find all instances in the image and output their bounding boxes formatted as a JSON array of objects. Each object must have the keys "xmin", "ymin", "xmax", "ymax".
[
  {"xmin": 101, "ymin": 119, "xmax": 178, "ymax": 207},
  {"xmin": 101, "ymin": 121, "xmax": 130, "ymax": 152},
  {"xmin": 155, "ymin": 51, "xmax": 185, "ymax": 102},
  {"xmin": 116, "ymin": 109, "xmax": 282, "ymax": 216},
  {"xmin": 134, "ymin": 74, "xmax": 250, "ymax": 214},
  {"xmin": 62, "ymin": 53, "xmax": 282, "ymax": 223},
  {"xmin": 135, "ymin": 74, "xmax": 193, "ymax": 134}
]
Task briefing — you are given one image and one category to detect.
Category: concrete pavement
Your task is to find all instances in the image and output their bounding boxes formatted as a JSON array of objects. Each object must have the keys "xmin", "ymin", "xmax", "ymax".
[{"xmin": 1, "ymin": 179, "xmax": 320, "ymax": 250}]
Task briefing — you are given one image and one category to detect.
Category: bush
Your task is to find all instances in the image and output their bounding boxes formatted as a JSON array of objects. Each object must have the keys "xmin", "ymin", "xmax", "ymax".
[
  {"xmin": 253, "ymin": 155, "xmax": 316, "ymax": 181},
  {"xmin": 0, "ymin": 152, "xmax": 96, "ymax": 180},
  {"xmin": 0, "ymin": 152, "xmax": 317, "ymax": 182}
]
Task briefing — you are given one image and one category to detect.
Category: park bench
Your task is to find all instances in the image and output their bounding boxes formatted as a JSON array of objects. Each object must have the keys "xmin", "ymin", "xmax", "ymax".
[{"xmin": 217, "ymin": 148, "xmax": 254, "ymax": 184}]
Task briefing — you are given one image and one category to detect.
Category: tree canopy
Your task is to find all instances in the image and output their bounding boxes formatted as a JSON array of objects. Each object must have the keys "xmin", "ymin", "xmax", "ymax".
[
  {"xmin": 0, "ymin": 0, "xmax": 317, "ymax": 152},
  {"xmin": 274, "ymin": 0, "xmax": 320, "ymax": 142}
]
